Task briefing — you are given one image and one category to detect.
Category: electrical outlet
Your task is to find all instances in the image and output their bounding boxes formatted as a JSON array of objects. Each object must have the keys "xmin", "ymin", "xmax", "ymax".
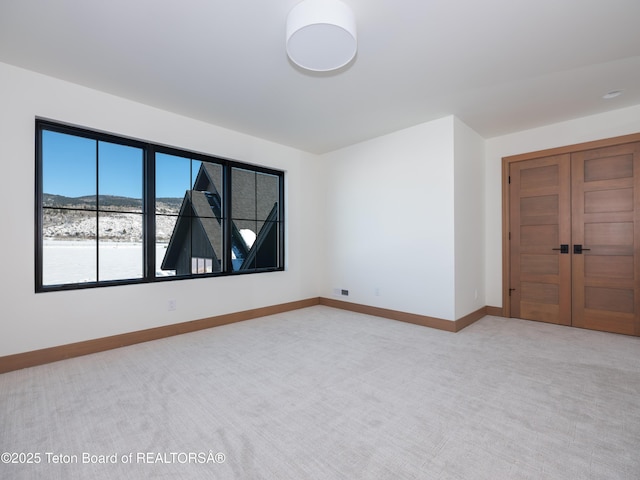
[
  {"xmin": 168, "ymin": 299, "xmax": 177, "ymax": 311},
  {"xmin": 341, "ymin": 289, "xmax": 349, "ymax": 296}
]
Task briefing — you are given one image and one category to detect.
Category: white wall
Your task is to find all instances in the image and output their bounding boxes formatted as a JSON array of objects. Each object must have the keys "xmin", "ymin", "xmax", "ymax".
[
  {"xmin": 454, "ymin": 118, "xmax": 485, "ymax": 318},
  {"xmin": 0, "ymin": 62, "xmax": 323, "ymax": 357},
  {"xmin": 321, "ymin": 117, "xmax": 457, "ymax": 320},
  {"xmin": 484, "ymin": 104, "xmax": 640, "ymax": 308},
  {"xmin": 7, "ymin": 59, "xmax": 636, "ymax": 357}
]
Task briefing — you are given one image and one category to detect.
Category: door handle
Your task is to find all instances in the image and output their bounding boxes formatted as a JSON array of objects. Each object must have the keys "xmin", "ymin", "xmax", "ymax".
[
  {"xmin": 552, "ymin": 244, "xmax": 569, "ymax": 254},
  {"xmin": 573, "ymin": 244, "xmax": 591, "ymax": 254}
]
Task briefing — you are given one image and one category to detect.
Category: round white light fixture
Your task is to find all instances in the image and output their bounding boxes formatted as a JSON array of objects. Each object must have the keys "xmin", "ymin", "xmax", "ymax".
[{"xmin": 286, "ymin": 0, "xmax": 357, "ymax": 72}]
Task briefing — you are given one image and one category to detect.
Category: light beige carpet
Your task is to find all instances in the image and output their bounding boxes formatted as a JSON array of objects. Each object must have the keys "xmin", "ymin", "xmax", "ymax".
[{"xmin": 1, "ymin": 306, "xmax": 639, "ymax": 479}]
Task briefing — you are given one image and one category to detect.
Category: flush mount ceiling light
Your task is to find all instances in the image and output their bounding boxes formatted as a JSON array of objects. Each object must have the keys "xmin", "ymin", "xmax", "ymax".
[{"xmin": 286, "ymin": 0, "xmax": 357, "ymax": 72}]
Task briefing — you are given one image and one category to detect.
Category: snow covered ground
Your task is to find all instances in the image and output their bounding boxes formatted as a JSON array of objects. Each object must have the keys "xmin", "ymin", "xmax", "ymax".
[{"xmin": 42, "ymin": 240, "xmax": 174, "ymax": 286}]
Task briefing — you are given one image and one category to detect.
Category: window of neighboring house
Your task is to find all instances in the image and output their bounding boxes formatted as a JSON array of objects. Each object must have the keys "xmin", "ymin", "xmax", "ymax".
[
  {"xmin": 36, "ymin": 120, "xmax": 285, "ymax": 292},
  {"xmin": 191, "ymin": 257, "xmax": 213, "ymax": 274}
]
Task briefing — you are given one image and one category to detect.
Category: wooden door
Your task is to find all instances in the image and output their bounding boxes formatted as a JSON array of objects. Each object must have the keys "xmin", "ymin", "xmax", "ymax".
[
  {"xmin": 571, "ymin": 143, "xmax": 640, "ymax": 335},
  {"xmin": 509, "ymin": 155, "xmax": 572, "ymax": 325},
  {"xmin": 508, "ymin": 141, "xmax": 640, "ymax": 336}
]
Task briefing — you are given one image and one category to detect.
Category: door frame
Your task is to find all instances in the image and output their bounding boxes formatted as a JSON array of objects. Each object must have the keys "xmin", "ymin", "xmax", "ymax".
[{"xmin": 501, "ymin": 132, "xmax": 640, "ymax": 319}]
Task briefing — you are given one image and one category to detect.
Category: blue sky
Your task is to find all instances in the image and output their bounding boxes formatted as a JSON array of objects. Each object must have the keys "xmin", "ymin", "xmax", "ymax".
[
  {"xmin": 42, "ymin": 131, "xmax": 200, "ymax": 199},
  {"xmin": 156, "ymin": 153, "xmax": 201, "ymax": 199}
]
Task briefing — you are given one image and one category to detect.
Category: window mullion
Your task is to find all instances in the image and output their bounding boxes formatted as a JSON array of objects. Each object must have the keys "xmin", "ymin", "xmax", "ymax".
[
  {"xmin": 145, "ymin": 146, "xmax": 156, "ymax": 280},
  {"xmin": 223, "ymin": 164, "xmax": 232, "ymax": 273},
  {"xmin": 279, "ymin": 174, "xmax": 285, "ymax": 269},
  {"xmin": 95, "ymin": 140, "xmax": 100, "ymax": 283},
  {"xmin": 34, "ymin": 123, "xmax": 44, "ymax": 291}
]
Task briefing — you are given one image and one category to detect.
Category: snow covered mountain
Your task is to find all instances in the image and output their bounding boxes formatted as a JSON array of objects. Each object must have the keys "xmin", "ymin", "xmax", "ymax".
[{"xmin": 42, "ymin": 194, "xmax": 182, "ymax": 242}]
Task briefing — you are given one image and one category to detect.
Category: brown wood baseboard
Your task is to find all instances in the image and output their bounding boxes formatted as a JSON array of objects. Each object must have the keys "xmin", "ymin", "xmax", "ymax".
[
  {"xmin": 319, "ymin": 297, "xmax": 492, "ymax": 332},
  {"xmin": 486, "ymin": 306, "xmax": 504, "ymax": 317},
  {"xmin": 0, "ymin": 297, "xmax": 505, "ymax": 374},
  {"xmin": 0, "ymin": 297, "xmax": 321, "ymax": 374}
]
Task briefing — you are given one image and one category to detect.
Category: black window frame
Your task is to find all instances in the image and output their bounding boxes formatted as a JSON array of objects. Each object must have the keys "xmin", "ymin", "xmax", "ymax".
[{"xmin": 35, "ymin": 119, "xmax": 285, "ymax": 293}]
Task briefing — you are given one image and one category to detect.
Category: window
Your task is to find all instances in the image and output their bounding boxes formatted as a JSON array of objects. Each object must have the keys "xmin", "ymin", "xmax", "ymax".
[
  {"xmin": 36, "ymin": 120, "xmax": 284, "ymax": 292},
  {"xmin": 231, "ymin": 167, "xmax": 281, "ymax": 271}
]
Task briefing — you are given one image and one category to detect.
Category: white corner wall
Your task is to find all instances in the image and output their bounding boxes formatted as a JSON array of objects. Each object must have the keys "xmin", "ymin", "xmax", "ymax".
[
  {"xmin": 454, "ymin": 118, "xmax": 485, "ymax": 318},
  {"xmin": 0, "ymin": 62, "xmax": 323, "ymax": 357},
  {"xmin": 321, "ymin": 117, "xmax": 457, "ymax": 320},
  {"xmin": 485, "ymin": 104, "xmax": 640, "ymax": 308}
]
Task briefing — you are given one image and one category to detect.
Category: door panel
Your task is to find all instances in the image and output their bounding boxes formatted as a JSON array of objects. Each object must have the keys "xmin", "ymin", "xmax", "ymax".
[
  {"xmin": 571, "ymin": 143, "xmax": 640, "ymax": 335},
  {"xmin": 509, "ymin": 155, "xmax": 572, "ymax": 325},
  {"xmin": 583, "ymin": 154, "xmax": 633, "ymax": 182}
]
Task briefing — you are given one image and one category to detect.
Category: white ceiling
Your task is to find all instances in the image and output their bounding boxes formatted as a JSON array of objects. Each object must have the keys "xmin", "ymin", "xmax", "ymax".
[{"xmin": 1, "ymin": 0, "xmax": 639, "ymax": 154}]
